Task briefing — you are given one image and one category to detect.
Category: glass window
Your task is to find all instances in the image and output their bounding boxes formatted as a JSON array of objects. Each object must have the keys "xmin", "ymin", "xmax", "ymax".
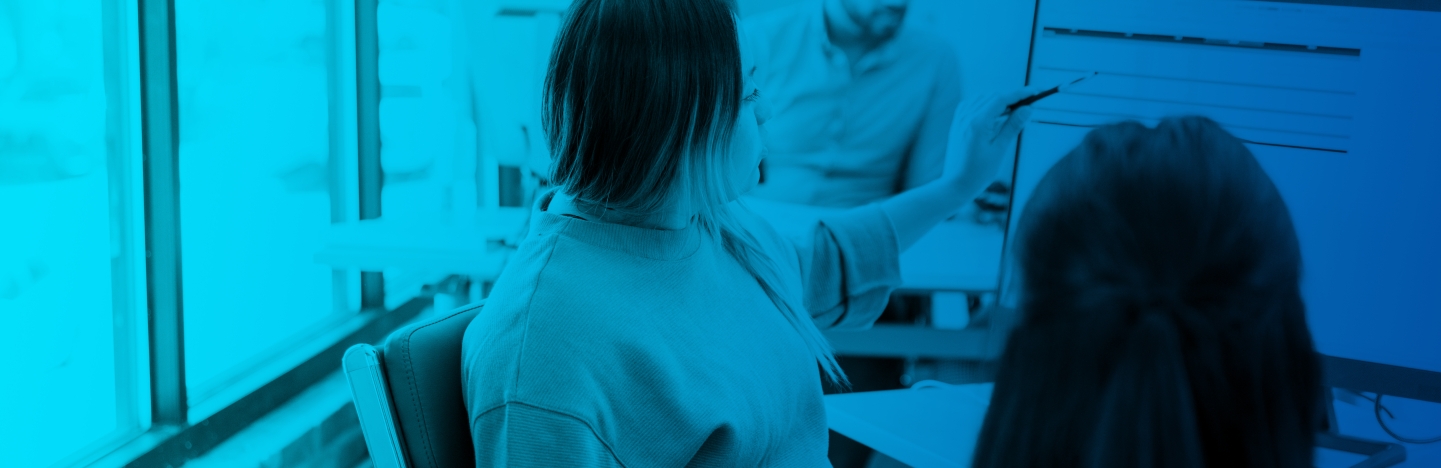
[
  {"xmin": 459, "ymin": 0, "xmax": 560, "ymax": 204},
  {"xmin": 375, "ymin": 0, "xmax": 562, "ymax": 307},
  {"xmin": 378, "ymin": 0, "xmax": 463, "ymax": 221},
  {"xmin": 174, "ymin": 0, "xmax": 356, "ymax": 407},
  {"xmin": 376, "ymin": 0, "xmax": 465, "ymax": 306},
  {"xmin": 0, "ymin": 0, "xmax": 146, "ymax": 465}
]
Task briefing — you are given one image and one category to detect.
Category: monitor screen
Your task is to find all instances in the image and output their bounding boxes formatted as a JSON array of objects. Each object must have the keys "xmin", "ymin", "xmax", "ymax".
[{"xmin": 1002, "ymin": 0, "xmax": 1441, "ymax": 374}]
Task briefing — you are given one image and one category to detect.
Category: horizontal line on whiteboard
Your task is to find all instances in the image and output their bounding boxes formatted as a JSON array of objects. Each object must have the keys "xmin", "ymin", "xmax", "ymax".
[
  {"xmin": 1036, "ymin": 66, "xmax": 1357, "ymax": 96},
  {"xmin": 1034, "ymin": 120, "xmax": 1349, "ymax": 153},
  {"xmin": 1035, "ymin": 107, "xmax": 1352, "ymax": 139},
  {"xmin": 1060, "ymin": 91, "xmax": 1354, "ymax": 120},
  {"xmin": 1262, "ymin": 0, "xmax": 1441, "ymax": 13},
  {"xmin": 1042, "ymin": 27, "xmax": 1361, "ymax": 56}
]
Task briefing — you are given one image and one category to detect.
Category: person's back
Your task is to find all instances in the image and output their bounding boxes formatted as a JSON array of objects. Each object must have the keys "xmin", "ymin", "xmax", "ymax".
[
  {"xmin": 974, "ymin": 116, "xmax": 1324, "ymax": 467},
  {"xmin": 462, "ymin": 193, "xmax": 846, "ymax": 466}
]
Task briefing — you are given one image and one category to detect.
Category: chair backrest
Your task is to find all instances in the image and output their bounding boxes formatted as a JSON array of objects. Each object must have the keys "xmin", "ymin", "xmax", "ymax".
[{"xmin": 380, "ymin": 302, "xmax": 482, "ymax": 467}]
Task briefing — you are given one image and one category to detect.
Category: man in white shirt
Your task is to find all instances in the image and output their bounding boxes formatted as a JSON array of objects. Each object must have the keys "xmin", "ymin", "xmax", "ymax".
[
  {"xmin": 744, "ymin": 1, "xmax": 967, "ymax": 466},
  {"xmin": 745, "ymin": 0, "xmax": 963, "ymax": 208}
]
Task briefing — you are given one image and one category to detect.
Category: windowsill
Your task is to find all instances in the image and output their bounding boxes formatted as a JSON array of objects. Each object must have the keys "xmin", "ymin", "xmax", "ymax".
[
  {"xmin": 85, "ymin": 294, "xmax": 432, "ymax": 467},
  {"xmin": 187, "ymin": 371, "xmax": 367, "ymax": 467},
  {"xmin": 188, "ymin": 313, "xmax": 370, "ymax": 423}
]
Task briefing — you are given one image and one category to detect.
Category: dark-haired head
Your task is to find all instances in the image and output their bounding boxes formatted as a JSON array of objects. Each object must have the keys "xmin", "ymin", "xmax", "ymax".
[
  {"xmin": 544, "ymin": 0, "xmax": 762, "ymax": 218},
  {"xmin": 542, "ymin": 0, "xmax": 845, "ymax": 384},
  {"xmin": 974, "ymin": 117, "xmax": 1323, "ymax": 468}
]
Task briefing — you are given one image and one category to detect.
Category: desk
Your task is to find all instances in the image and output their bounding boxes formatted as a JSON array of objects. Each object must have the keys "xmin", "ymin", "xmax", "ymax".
[
  {"xmin": 827, "ymin": 385, "xmax": 1412, "ymax": 468},
  {"xmin": 825, "ymin": 384, "xmax": 993, "ymax": 468}
]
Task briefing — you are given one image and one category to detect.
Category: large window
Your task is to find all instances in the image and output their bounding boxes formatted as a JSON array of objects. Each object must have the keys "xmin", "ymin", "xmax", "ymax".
[
  {"xmin": 173, "ymin": 0, "xmax": 358, "ymax": 411},
  {"xmin": 7, "ymin": 0, "xmax": 427, "ymax": 465},
  {"xmin": 0, "ymin": 0, "xmax": 147, "ymax": 466},
  {"xmin": 8, "ymin": 0, "xmax": 544, "ymax": 464},
  {"xmin": 376, "ymin": 0, "xmax": 466, "ymax": 306},
  {"xmin": 371, "ymin": 0, "xmax": 562, "ymax": 307}
]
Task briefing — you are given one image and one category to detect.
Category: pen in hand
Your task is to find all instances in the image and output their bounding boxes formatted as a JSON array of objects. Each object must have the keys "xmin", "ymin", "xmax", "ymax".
[{"xmin": 1005, "ymin": 71, "xmax": 1099, "ymax": 113}]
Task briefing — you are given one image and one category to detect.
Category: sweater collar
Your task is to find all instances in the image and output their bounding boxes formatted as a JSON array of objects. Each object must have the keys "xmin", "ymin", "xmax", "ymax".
[{"xmin": 531, "ymin": 189, "xmax": 704, "ymax": 261}]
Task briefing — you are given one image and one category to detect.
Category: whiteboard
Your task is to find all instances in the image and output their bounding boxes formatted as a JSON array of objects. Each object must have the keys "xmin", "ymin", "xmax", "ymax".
[{"xmin": 1007, "ymin": 0, "xmax": 1441, "ymax": 374}]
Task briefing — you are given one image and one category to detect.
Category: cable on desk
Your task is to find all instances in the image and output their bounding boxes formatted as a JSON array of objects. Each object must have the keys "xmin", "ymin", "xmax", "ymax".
[
  {"xmin": 1371, "ymin": 394, "xmax": 1441, "ymax": 445},
  {"xmin": 1345, "ymin": 390, "xmax": 1441, "ymax": 444}
]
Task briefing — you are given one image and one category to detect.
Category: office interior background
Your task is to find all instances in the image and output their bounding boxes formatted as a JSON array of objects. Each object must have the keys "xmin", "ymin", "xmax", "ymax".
[{"xmin": 3, "ymin": 0, "xmax": 1439, "ymax": 466}]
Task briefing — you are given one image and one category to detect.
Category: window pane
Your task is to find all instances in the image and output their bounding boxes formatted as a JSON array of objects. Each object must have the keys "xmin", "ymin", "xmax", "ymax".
[
  {"xmin": 0, "ymin": 0, "xmax": 144, "ymax": 465},
  {"xmin": 376, "ymin": 1, "xmax": 560, "ymax": 307},
  {"xmin": 375, "ymin": 0, "xmax": 466, "ymax": 306},
  {"xmin": 378, "ymin": 0, "xmax": 462, "ymax": 219},
  {"xmin": 175, "ymin": 0, "xmax": 355, "ymax": 403}
]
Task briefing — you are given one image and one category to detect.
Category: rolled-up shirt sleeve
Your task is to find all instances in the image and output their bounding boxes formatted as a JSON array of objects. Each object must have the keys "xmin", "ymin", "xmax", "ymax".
[{"xmin": 793, "ymin": 204, "xmax": 902, "ymax": 330}]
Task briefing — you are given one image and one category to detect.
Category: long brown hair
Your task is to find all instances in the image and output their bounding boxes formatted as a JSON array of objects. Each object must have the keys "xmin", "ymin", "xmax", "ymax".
[
  {"xmin": 975, "ymin": 117, "xmax": 1323, "ymax": 467},
  {"xmin": 543, "ymin": 0, "xmax": 847, "ymax": 385}
]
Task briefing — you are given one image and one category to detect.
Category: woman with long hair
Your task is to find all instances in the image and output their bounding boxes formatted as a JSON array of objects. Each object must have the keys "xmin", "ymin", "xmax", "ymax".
[
  {"xmin": 973, "ymin": 117, "xmax": 1324, "ymax": 468},
  {"xmin": 460, "ymin": 0, "xmax": 1033, "ymax": 465}
]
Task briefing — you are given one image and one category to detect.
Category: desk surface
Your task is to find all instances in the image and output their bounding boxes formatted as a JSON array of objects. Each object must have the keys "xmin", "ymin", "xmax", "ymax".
[
  {"xmin": 828, "ymin": 384, "xmax": 1427, "ymax": 468},
  {"xmin": 825, "ymin": 384, "xmax": 992, "ymax": 468}
]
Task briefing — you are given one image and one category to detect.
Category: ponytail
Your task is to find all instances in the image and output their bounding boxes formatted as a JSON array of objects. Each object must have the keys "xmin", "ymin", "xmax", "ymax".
[{"xmin": 1087, "ymin": 306, "xmax": 1204, "ymax": 468}]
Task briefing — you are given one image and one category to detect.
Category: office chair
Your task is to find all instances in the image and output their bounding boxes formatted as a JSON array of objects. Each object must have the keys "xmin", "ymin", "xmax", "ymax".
[{"xmin": 343, "ymin": 302, "xmax": 482, "ymax": 468}]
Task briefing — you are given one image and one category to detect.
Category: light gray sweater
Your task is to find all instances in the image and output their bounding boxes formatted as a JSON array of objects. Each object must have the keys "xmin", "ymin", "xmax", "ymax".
[{"xmin": 462, "ymin": 190, "xmax": 900, "ymax": 467}]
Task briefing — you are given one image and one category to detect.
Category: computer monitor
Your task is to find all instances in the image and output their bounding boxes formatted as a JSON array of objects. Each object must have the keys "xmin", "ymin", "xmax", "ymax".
[{"xmin": 998, "ymin": 0, "xmax": 1441, "ymax": 381}]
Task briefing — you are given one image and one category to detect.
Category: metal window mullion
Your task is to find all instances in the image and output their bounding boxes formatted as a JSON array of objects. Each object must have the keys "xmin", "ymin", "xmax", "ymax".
[
  {"xmin": 104, "ymin": 0, "xmax": 147, "ymax": 433},
  {"xmin": 356, "ymin": 0, "xmax": 384, "ymax": 310},
  {"xmin": 138, "ymin": 0, "xmax": 187, "ymax": 426},
  {"xmin": 327, "ymin": 0, "xmax": 352, "ymax": 226},
  {"xmin": 328, "ymin": 0, "xmax": 361, "ymax": 315}
]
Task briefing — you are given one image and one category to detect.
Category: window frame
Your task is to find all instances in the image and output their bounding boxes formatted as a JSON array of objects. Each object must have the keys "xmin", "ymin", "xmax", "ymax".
[{"xmin": 65, "ymin": 0, "xmax": 417, "ymax": 465}]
